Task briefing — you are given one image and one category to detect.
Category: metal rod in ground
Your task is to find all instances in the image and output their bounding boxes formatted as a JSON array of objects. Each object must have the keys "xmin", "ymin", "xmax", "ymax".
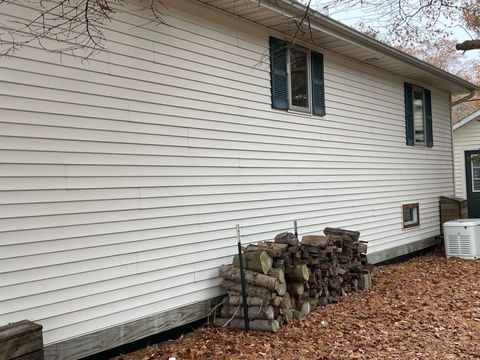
[
  {"xmin": 236, "ymin": 224, "xmax": 249, "ymax": 330},
  {"xmin": 294, "ymin": 220, "xmax": 299, "ymax": 244}
]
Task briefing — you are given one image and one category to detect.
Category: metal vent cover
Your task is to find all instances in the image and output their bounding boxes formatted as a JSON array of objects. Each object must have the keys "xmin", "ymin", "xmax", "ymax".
[{"xmin": 446, "ymin": 234, "xmax": 472, "ymax": 256}]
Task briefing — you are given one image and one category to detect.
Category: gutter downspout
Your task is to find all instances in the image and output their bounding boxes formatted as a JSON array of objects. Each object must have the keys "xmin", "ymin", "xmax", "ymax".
[{"xmin": 452, "ymin": 89, "xmax": 476, "ymax": 106}]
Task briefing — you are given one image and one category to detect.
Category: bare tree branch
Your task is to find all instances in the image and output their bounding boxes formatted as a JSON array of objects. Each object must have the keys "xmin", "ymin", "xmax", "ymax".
[{"xmin": 0, "ymin": 0, "xmax": 167, "ymax": 58}]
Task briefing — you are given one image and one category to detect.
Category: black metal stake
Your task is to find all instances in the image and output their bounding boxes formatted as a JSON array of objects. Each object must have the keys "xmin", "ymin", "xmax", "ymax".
[
  {"xmin": 294, "ymin": 220, "xmax": 299, "ymax": 244},
  {"xmin": 236, "ymin": 224, "xmax": 249, "ymax": 330}
]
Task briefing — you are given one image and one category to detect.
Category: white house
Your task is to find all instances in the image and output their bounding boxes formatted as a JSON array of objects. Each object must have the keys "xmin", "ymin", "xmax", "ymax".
[
  {"xmin": 0, "ymin": 0, "xmax": 477, "ymax": 358},
  {"xmin": 453, "ymin": 109, "xmax": 480, "ymax": 217}
]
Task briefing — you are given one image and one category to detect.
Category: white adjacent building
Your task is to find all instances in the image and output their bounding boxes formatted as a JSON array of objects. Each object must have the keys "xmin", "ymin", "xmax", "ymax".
[{"xmin": 453, "ymin": 110, "xmax": 480, "ymax": 217}]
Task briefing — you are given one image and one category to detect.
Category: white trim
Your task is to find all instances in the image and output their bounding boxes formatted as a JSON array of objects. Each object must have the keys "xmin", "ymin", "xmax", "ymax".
[
  {"xmin": 453, "ymin": 109, "xmax": 480, "ymax": 131},
  {"xmin": 462, "ymin": 150, "xmax": 468, "ymax": 199},
  {"xmin": 287, "ymin": 45, "xmax": 312, "ymax": 113},
  {"xmin": 471, "ymin": 155, "xmax": 480, "ymax": 192}
]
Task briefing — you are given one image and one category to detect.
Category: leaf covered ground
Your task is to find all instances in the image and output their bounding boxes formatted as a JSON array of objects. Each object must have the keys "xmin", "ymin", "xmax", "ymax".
[{"xmin": 113, "ymin": 248, "xmax": 480, "ymax": 359}]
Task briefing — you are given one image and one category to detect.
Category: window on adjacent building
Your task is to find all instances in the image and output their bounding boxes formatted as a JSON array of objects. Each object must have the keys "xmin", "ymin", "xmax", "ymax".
[
  {"xmin": 269, "ymin": 37, "xmax": 325, "ymax": 116},
  {"xmin": 402, "ymin": 203, "xmax": 420, "ymax": 228},
  {"xmin": 472, "ymin": 155, "xmax": 480, "ymax": 192},
  {"xmin": 404, "ymin": 83, "xmax": 433, "ymax": 147}
]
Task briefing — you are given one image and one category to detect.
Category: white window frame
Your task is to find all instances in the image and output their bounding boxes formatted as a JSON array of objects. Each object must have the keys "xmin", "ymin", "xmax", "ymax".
[
  {"xmin": 471, "ymin": 155, "xmax": 480, "ymax": 192},
  {"xmin": 412, "ymin": 85, "xmax": 426, "ymax": 146},
  {"xmin": 287, "ymin": 45, "xmax": 312, "ymax": 113}
]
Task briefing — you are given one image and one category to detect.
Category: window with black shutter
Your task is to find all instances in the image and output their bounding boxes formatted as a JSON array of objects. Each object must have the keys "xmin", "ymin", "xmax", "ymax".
[
  {"xmin": 269, "ymin": 37, "xmax": 325, "ymax": 116},
  {"xmin": 404, "ymin": 83, "xmax": 433, "ymax": 147}
]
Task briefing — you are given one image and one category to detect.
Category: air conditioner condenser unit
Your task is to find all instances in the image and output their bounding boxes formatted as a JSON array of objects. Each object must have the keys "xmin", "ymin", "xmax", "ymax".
[{"xmin": 443, "ymin": 219, "xmax": 480, "ymax": 259}]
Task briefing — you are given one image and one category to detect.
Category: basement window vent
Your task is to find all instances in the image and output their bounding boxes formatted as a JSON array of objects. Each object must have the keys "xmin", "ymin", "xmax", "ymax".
[{"xmin": 403, "ymin": 203, "xmax": 420, "ymax": 229}]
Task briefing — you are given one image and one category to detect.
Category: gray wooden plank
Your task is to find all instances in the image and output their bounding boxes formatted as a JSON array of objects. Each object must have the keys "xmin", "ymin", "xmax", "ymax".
[{"xmin": 0, "ymin": 320, "xmax": 43, "ymax": 360}]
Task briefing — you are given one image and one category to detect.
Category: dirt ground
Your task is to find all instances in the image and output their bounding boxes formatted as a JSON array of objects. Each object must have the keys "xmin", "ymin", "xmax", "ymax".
[{"xmin": 113, "ymin": 248, "xmax": 480, "ymax": 359}]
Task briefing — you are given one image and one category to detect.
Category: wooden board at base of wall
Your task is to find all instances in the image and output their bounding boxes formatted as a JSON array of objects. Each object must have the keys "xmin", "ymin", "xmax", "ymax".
[
  {"xmin": 367, "ymin": 236, "xmax": 440, "ymax": 264},
  {"xmin": 43, "ymin": 296, "xmax": 223, "ymax": 360}
]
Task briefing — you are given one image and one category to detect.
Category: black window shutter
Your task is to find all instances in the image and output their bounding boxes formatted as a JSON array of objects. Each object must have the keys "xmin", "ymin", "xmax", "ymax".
[
  {"xmin": 425, "ymin": 89, "xmax": 433, "ymax": 147},
  {"xmin": 311, "ymin": 51, "xmax": 326, "ymax": 116},
  {"xmin": 404, "ymin": 82, "xmax": 414, "ymax": 146},
  {"xmin": 269, "ymin": 37, "xmax": 288, "ymax": 110}
]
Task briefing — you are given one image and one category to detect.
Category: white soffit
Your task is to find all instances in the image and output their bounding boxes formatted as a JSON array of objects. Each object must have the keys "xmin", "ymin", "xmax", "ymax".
[{"xmin": 196, "ymin": 0, "xmax": 477, "ymax": 95}]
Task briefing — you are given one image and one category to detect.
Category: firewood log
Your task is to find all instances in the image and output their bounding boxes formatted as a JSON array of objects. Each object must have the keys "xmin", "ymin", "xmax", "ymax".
[
  {"xmin": 318, "ymin": 296, "xmax": 328, "ymax": 306},
  {"xmin": 280, "ymin": 292, "xmax": 292, "ymax": 309},
  {"xmin": 267, "ymin": 268, "xmax": 285, "ymax": 283},
  {"xmin": 296, "ymin": 299, "xmax": 312, "ymax": 315},
  {"xmin": 323, "ymin": 227, "xmax": 360, "ymax": 242},
  {"xmin": 213, "ymin": 318, "xmax": 279, "ymax": 332},
  {"xmin": 280, "ymin": 308, "xmax": 293, "ymax": 323},
  {"xmin": 219, "ymin": 265, "xmax": 279, "ymax": 291},
  {"xmin": 287, "ymin": 282, "xmax": 304, "ymax": 297},
  {"xmin": 233, "ymin": 250, "xmax": 273, "ymax": 274},
  {"xmin": 274, "ymin": 231, "xmax": 297, "ymax": 246},
  {"xmin": 220, "ymin": 304, "xmax": 275, "ymax": 320},
  {"xmin": 271, "ymin": 296, "xmax": 282, "ymax": 307},
  {"xmin": 285, "ymin": 264, "xmax": 309, "ymax": 282},
  {"xmin": 220, "ymin": 279, "xmax": 273, "ymax": 300},
  {"xmin": 245, "ymin": 244, "xmax": 284, "ymax": 258},
  {"xmin": 276, "ymin": 281, "xmax": 287, "ymax": 296},
  {"xmin": 273, "ymin": 259, "xmax": 285, "ymax": 271},
  {"xmin": 301, "ymin": 235, "xmax": 329, "ymax": 247},
  {"xmin": 358, "ymin": 241, "xmax": 368, "ymax": 254},
  {"xmin": 228, "ymin": 295, "xmax": 269, "ymax": 306},
  {"xmin": 292, "ymin": 310, "xmax": 305, "ymax": 319},
  {"xmin": 349, "ymin": 261, "xmax": 363, "ymax": 273}
]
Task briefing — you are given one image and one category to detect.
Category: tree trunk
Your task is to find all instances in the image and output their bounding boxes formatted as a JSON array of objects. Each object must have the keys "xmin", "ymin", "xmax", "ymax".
[
  {"xmin": 285, "ymin": 264, "xmax": 310, "ymax": 282},
  {"xmin": 219, "ymin": 264, "xmax": 279, "ymax": 291},
  {"xmin": 456, "ymin": 39, "xmax": 480, "ymax": 51},
  {"xmin": 232, "ymin": 250, "xmax": 273, "ymax": 274},
  {"xmin": 220, "ymin": 279, "xmax": 273, "ymax": 299},
  {"xmin": 220, "ymin": 304, "xmax": 275, "ymax": 320},
  {"xmin": 213, "ymin": 318, "xmax": 279, "ymax": 332},
  {"xmin": 228, "ymin": 295, "xmax": 269, "ymax": 306}
]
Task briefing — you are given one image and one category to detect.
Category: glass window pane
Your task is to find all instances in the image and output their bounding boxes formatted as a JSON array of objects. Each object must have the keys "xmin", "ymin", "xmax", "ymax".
[
  {"xmin": 290, "ymin": 48, "xmax": 308, "ymax": 108},
  {"xmin": 403, "ymin": 203, "xmax": 419, "ymax": 227},
  {"xmin": 475, "ymin": 180, "xmax": 480, "ymax": 191},
  {"xmin": 403, "ymin": 207, "xmax": 413, "ymax": 222},
  {"xmin": 413, "ymin": 88, "xmax": 425, "ymax": 143},
  {"xmin": 472, "ymin": 156, "xmax": 480, "ymax": 191}
]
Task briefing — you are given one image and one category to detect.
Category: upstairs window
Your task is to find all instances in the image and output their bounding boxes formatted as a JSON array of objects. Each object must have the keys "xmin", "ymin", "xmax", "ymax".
[
  {"xmin": 269, "ymin": 37, "xmax": 325, "ymax": 116},
  {"xmin": 404, "ymin": 83, "xmax": 433, "ymax": 147},
  {"xmin": 289, "ymin": 46, "xmax": 310, "ymax": 111}
]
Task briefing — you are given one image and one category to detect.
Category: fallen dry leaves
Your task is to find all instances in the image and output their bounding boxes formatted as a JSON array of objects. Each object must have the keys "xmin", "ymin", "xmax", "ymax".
[{"xmin": 113, "ymin": 248, "xmax": 480, "ymax": 359}]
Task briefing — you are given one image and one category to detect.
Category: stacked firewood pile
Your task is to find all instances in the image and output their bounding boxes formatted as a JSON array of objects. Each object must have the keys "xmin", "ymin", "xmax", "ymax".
[{"xmin": 213, "ymin": 227, "xmax": 372, "ymax": 332}]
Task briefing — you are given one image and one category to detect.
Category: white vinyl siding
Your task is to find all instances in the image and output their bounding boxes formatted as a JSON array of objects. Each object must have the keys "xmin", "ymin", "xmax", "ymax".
[
  {"xmin": 453, "ymin": 120, "xmax": 480, "ymax": 198},
  {"xmin": 0, "ymin": 0, "xmax": 453, "ymax": 349}
]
